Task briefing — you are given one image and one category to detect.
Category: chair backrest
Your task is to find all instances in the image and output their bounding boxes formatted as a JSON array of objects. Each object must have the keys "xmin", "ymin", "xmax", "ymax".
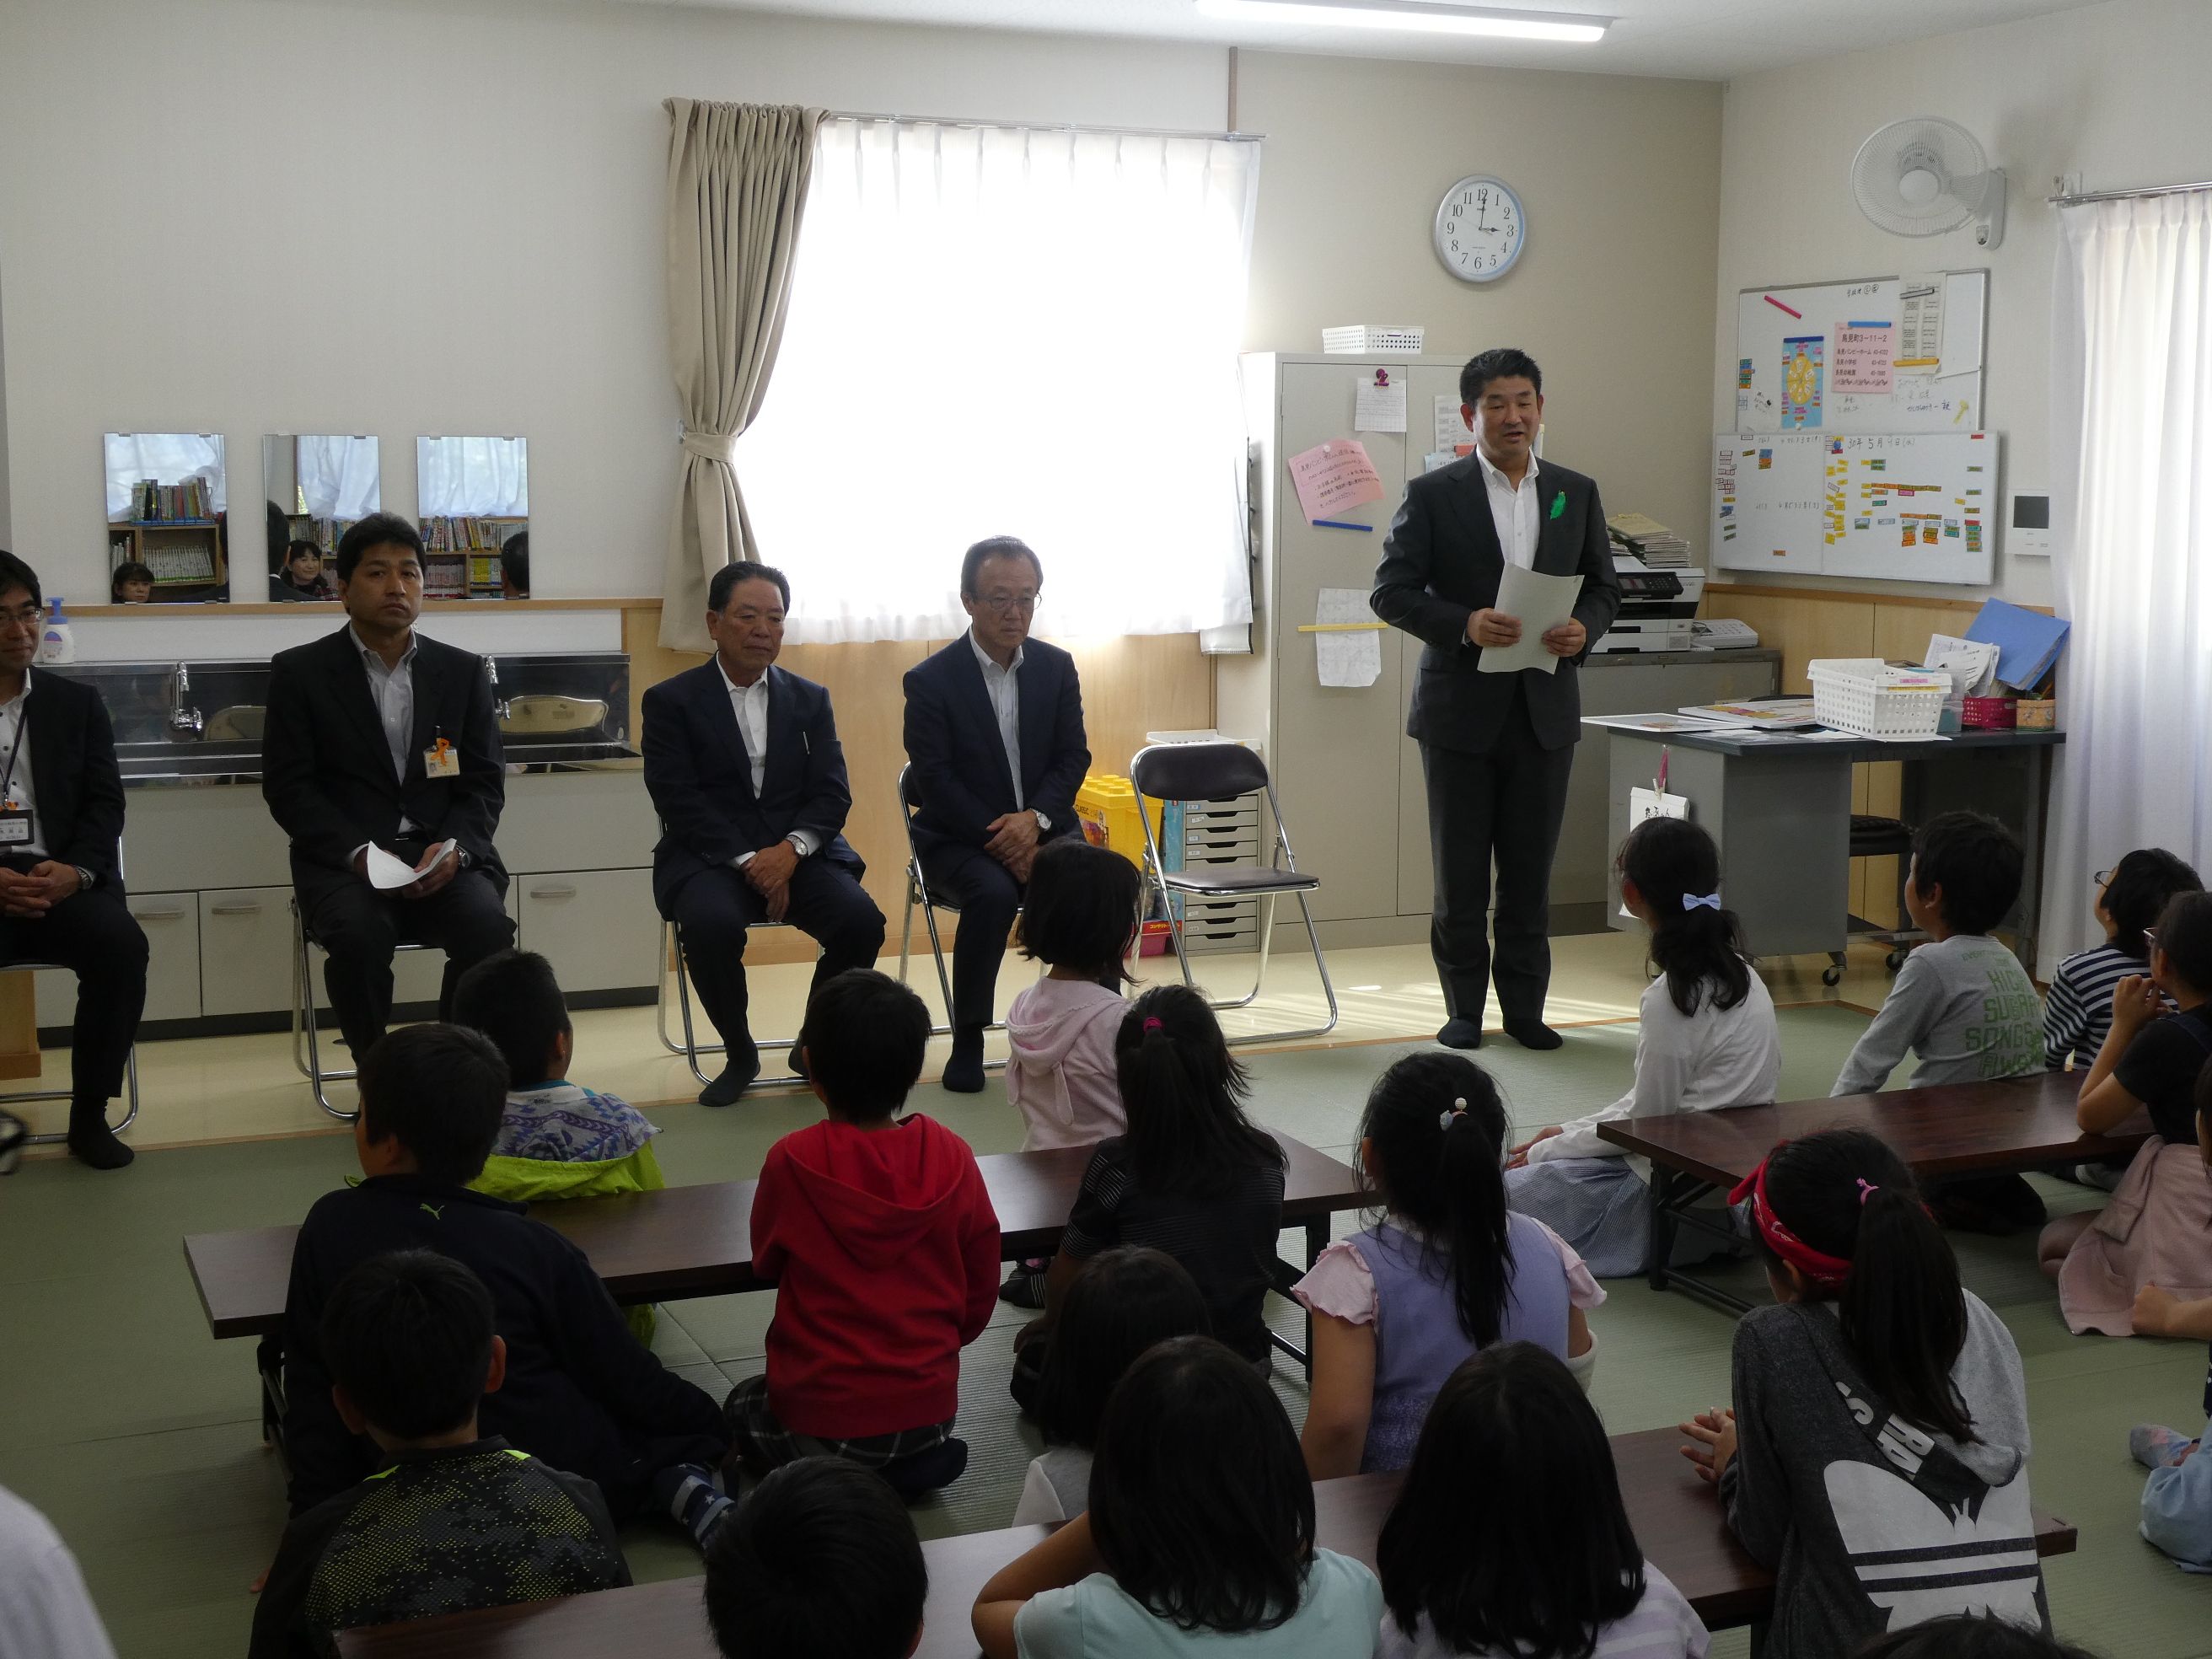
[
  {"xmin": 1129, "ymin": 742, "xmax": 1270, "ymax": 805},
  {"xmin": 898, "ymin": 762, "xmax": 923, "ymax": 816}
]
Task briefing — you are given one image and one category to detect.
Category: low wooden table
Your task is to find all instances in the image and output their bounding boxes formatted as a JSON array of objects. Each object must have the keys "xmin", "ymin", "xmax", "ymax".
[
  {"xmin": 335, "ymin": 1426, "xmax": 2078, "ymax": 1656},
  {"xmin": 1595, "ymin": 1070, "xmax": 2143, "ymax": 1313},
  {"xmin": 185, "ymin": 1133, "xmax": 1363, "ymax": 1446}
]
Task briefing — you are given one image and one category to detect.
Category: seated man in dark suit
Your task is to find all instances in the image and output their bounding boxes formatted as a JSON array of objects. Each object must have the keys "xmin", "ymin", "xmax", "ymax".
[
  {"xmin": 644, "ymin": 561, "xmax": 885, "ymax": 1106},
  {"xmin": 902, "ymin": 537, "xmax": 1089, "ymax": 1093},
  {"xmin": 261, "ymin": 513, "xmax": 516, "ymax": 1065},
  {"xmin": 0, "ymin": 550, "xmax": 148, "ymax": 1169}
]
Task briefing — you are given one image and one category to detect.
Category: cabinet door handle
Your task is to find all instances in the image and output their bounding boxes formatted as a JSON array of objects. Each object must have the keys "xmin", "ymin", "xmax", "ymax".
[
  {"xmin": 132, "ymin": 905, "xmax": 188, "ymax": 921},
  {"xmin": 528, "ymin": 883, "xmax": 579, "ymax": 900},
  {"xmin": 209, "ymin": 901, "xmax": 263, "ymax": 916}
]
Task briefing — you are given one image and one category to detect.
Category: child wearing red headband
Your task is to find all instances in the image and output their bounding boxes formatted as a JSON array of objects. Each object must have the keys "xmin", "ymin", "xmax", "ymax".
[{"xmin": 1678, "ymin": 1130, "xmax": 2047, "ymax": 1658}]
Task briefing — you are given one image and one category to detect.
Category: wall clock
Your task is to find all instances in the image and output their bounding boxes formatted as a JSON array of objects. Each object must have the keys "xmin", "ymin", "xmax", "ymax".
[{"xmin": 1434, "ymin": 174, "xmax": 1526, "ymax": 283}]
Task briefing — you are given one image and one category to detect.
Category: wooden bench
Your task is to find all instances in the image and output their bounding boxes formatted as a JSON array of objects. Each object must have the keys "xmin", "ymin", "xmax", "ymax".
[
  {"xmin": 1595, "ymin": 1069, "xmax": 2145, "ymax": 1313},
  {"xmin": 334, "ymin": 1426, "xmax": 2077, "ymax": 1656},
  {"xmin": 184, "ymin": 1133, "xmax": 1363, "ymax": 1444}
]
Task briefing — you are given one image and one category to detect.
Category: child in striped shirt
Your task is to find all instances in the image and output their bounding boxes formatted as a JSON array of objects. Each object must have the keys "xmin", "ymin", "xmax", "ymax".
[{"xmin": 2046, "ymin": 849, "xmax": 2201, "ymax": 1070}]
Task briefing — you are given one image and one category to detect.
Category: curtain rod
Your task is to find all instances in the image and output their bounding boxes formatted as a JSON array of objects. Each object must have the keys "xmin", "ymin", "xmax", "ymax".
[
  {"xmin": 2048, "ymin": 178, "xmax": 2212, "ymax": 206},
  {"xmin": 825, "ymin": 110, "xmax": 1262, "ymax": 142}
]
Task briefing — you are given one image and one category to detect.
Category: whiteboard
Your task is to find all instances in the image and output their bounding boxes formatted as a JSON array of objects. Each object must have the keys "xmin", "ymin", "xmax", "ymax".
[
  {"xmin": 1712, "ymin": 430, "xmax": 1998, "ymax": 585},
  {"xmin": 1734, "ymin": 271, "xmax": 1986, "ymax": 434}
]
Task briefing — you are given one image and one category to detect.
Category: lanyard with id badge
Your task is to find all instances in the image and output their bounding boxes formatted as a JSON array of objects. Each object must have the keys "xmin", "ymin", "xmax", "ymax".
[
  {"xmin": 424, "ymin": 732, "xmax": 459, "ymax": 780},
  {"xmin": 0, "ymin": 703, "xmax": 33, "ymax": 849}
]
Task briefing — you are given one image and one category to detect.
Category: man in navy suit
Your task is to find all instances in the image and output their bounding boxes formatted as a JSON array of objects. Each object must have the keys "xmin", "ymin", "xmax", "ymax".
[
  {"xmin": 902, "ymin": 537, "xmax": 1089, "ymax": 1092},
  {"xmin": 644, "ymin": 561, "xmax": 884, "ymax": 1106},
  {"xmin": 1371, "ymin": 349, "xmax": 1621, "ymax": 1052}
]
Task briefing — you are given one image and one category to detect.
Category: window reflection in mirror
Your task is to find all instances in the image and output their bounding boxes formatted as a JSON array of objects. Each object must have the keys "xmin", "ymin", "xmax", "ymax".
[
  {"xmin": 105, "ymin": 432, "xmax": 228, "ymax": 603},
  {"xmin": 416, "ymin": 435, "xmax": 527, "ymax": 600},
  {"xmin": 263, "ymin": 435, "xmax": 379, "ymax": 604}
]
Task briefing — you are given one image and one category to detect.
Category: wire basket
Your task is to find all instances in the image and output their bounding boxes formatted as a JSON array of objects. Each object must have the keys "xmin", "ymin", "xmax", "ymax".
[{"xmin": 1807, "ymin": 660, "xmax": 1948, "ymax": 739}]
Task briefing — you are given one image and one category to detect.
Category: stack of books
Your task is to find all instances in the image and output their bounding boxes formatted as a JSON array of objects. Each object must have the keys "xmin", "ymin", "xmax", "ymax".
[{"xmin": 1607, "ymin": 512, "xmax": 1692, "ymax": 569}]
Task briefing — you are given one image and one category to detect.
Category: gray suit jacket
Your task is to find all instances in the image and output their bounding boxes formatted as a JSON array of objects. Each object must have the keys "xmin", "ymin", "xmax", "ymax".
[{"xmin": 1369, "ymin": 455, "xmax": 1622, "ymax": 754}]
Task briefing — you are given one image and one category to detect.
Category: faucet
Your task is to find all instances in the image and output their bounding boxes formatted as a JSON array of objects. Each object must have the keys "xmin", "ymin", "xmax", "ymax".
[
  {"xmin": 485, "ymin": 656, "xmax": 511, "ymax": 725},
  {"xmin": 167, "ymin": 663, "xmax": 203, "ymax": 738}
]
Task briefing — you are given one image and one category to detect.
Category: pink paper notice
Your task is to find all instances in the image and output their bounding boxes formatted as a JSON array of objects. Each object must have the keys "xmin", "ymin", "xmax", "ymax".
[
  {"xmin": 1833, "ymin": 325, "xmax": 1894, "ymax": 395},
  {"xmin": 1287, "ymin": 438, "xmax": 1385, "ymax": 523}
]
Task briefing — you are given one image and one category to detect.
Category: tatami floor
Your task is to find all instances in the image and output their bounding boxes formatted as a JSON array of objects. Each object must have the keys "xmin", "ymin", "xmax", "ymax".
[{"xmin": 3, "ymin": 935, "xmax": 2206, "ymax": 1658}]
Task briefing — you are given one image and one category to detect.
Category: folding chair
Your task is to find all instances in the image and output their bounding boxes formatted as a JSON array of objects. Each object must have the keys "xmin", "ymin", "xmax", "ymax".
[
  {"xmin": 1129, "ymin": 743, "xmax": 1339, "ymax": 1046},
  {"xmin": 656, "ymin": 917, "xmax": 806, "ymax": 1091},
  {"xmin": 3, "ymin": 964, "xmax": 142, "ymax": 1146},
  {"xmin": 292, "ymin": 899, "xmax": 438, "ymax": 1121},
  {"xmin": 894, "ymin": 763, "xmax": 1016, "ymax": 1044}
]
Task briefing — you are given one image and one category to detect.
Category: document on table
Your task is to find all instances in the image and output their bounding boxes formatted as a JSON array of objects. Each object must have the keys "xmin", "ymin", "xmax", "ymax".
[
  {"xmin": 364, "ymin": 840, "xmax": 457, "ymax": 890},
  {"xmin": 1476, "ymin": 566, "xmax": 1584, "ymax": 675}
]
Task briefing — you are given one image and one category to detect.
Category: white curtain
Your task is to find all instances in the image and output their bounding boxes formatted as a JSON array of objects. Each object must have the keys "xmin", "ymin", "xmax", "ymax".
[
  {"xmin": 2043, "ymin": 190, "xmax": 2212, "ymax": 972},
  {"xmin": 104, "ymin": 433, "xmax": 226, "ymax": 519},
  {"xmin": 416, "ymin": 437, "xmax": 529, "ymax": 518},
  {"xmin": 738, "ymin": 118, "xmax": 1262, "ymax": 644},
  {"xmin": 297, "ymin": 436, "xmax": 381, "ymax": 521}
]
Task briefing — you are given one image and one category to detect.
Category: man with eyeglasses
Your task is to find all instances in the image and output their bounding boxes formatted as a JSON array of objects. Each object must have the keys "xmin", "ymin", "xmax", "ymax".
[
  {"xmin": 0, "ymin": 550, "xmax": 148, "ymax": 1169},
  {"xmin": 902, "ymin": 537, "xmax": 1090, "ymax": 1093}
]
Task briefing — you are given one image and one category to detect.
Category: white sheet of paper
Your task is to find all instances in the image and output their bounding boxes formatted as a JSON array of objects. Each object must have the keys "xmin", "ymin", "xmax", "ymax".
[
  {"xmin": 364, "ymin": 840, "xmax": 457, "ymax": 890},
  {"xmin": 1477, "ymin": 566, "xmax": 1585, "ymax": 675},
  {"xmin": 1433, "ymin": 395, "xmax": 1469, "ymax": 453},
  {"xmin": 1354, "ymin": 380, "xmax": 1408, "ymax": 433},
  {"xmin": 1620, "ymin": 787, "xmax": 1692, "ymax": 914},
  {"xmin": 1925, "ymin": 634, "xmax": 2000, "ymax": 696},
  {"xmin": 1314, "ymin": 588, "xmax": 1382, "ymax": 688}
]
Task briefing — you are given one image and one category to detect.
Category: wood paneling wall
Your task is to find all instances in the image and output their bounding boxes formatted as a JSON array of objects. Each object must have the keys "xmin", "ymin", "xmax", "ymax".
[{"xmin": 619, "ymin": 604, "xmax": 1214, "ymax": 964}]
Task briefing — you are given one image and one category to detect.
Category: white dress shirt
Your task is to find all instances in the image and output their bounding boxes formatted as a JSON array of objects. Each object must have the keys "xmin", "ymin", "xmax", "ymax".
[
  {"xmin": 718, "ymin": 658, "xmax": 817, "ymax": 862},
  {"xmin": 0, "ymin": 674, "xmax": 47, "ymax": 858},
  {"xmin": 969, "ymin": 631, "xmax": 1031, "ymax": 814},
  {"xmin": 353, "ymin": 627, "xmax": 419, "ymax": 842},
  {"xmin": 1474, "ymin": 446, "xmax": 1543, "ymax": 571}
]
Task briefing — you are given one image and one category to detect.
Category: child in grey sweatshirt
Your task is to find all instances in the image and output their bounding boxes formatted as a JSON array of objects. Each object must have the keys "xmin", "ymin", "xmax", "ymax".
[
  {"xmin": 1683, "ymin": 1131, "xmax": 2048, "ymax": 1659},
  {"xmin": 1834, "ymin": 813, "xmax": 2043, "ymax": 1097}
]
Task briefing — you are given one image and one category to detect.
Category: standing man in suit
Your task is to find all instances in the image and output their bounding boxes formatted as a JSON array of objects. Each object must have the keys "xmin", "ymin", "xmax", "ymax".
[
  {"xmin": 262, "ymin": 513, "xmax": 515, "ymax": 1066},
  {"xmin": 1371, "ymin": 348, "xmax": 1621, "ymax": 1051},
  {"xmin": 0, "ymin": 550, "xmax": 147, "ymax": 1168},
  {"xmin": 902, "ymin": 537, "xmax": 1089, "ymax": 1093},
  {"xmin": 644, "ymin": 561, "xmax": 884, "ymax": 1106}
]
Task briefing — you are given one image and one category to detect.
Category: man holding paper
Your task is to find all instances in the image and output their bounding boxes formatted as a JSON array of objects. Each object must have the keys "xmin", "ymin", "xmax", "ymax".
[
  {"xmin": 1371, "ymin": 347, "xmax": 1620, "ymax": 1050},
  {"xmin": 262, "ymin": 513, "xmax": 514, "ymax": 1063}
]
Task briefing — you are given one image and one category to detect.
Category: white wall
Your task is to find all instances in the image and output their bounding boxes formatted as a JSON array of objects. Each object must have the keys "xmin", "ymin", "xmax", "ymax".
[
  {"xmin": 1241, "ymin": 51, "xmax": 1722, "ymax": 543},
  {"xmin": 0, "ymin": 0, "xmax": 1725, "ymax": 622},
  {"xmin": 1711, "ymin": 0, "xmax": 2212, "ymax": 607}
]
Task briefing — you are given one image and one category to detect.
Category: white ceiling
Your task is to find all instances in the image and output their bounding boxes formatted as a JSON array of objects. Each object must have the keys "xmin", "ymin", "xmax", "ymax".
[{"xmin": 616, "ymin": 0, "xmax": 2107, "ymax": 80}]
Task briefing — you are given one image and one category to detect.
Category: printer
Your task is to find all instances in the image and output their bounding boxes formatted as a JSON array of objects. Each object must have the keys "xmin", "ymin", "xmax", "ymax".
[{"xmin": 1592, "ymin": 556, "xmax": 1707, "ymax": 653}]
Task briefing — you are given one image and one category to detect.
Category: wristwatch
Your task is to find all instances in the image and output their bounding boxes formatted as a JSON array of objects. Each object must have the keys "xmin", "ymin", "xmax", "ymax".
[
  {"xmin": 72, "ymin": 866, "xmax": 95, "ymax": 891},
  {"xmin": 786, "ymin": 833, "xmax": 810, "ymax": 856},
  {"xmin": 1032, "ymin": 810, "xmax": 1050, "ymax": 832}
]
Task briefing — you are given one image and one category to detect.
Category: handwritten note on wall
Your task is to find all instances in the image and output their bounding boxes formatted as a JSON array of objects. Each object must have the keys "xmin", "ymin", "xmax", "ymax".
[
  {"xmin": 1287, "ymin": 439, "xmax": 1385, "ymax": 523},
  {"xmin": 1832, "ymin": 324, "xmax": 1894, "ymax": 395}
]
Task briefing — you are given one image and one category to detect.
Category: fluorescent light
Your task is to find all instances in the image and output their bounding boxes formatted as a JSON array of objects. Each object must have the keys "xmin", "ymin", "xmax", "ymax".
[{"xmin": 1196, "ymin": 0, "xmax": 1609, "ymax": 41}]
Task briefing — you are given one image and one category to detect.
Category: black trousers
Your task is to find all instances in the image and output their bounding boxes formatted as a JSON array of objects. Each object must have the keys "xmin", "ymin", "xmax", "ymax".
[
  {"xmin": 303, "ymin": 860, "xmax": 516, "ymax": 1059},
  {"xmin": 0, "ymin": 876, "xmax": 148, "ymax": 1108},
  {"xmin": 671, "ymin": 861, "xmax": 886, "ymax": 1059},
  {"xmin": 915, "ymin": 840, "xmax": 1026, "ymax": 1030},
  {"xmin": 1420, "ymin": 690, "xmax": 1576, "ymax": 1028}
]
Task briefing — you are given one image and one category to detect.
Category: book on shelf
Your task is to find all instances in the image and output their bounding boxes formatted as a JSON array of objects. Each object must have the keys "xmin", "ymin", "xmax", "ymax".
[{"xmin": 129, "ymin": 477, "xmax": 215, "ymax": 523}]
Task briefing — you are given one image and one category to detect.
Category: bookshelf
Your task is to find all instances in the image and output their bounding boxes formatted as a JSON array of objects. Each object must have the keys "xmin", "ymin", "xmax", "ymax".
[
  {"xmin": 419, "ymin": 516, "xmax": 524, "ymax": 599},
  {"xmin": 108, "ymin": 521, "xmax": 228, "ymax": 600}
]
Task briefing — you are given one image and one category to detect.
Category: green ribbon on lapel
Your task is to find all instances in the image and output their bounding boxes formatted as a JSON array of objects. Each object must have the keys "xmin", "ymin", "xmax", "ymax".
[{"xmin": 1549, "ymin": 490, "xmax": 1566, "ymax": 520}]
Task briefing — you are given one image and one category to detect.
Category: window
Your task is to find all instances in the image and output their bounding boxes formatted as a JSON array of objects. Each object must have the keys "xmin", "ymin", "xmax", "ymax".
[{"xmin": 739, "ymin": 118, "xmax": 1262, "ymax": 643}]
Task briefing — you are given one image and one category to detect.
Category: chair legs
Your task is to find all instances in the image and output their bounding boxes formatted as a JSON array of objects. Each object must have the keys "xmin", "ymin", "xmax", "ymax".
[
  {"xmin": 1157, "ymin": 883, "xmax": 1340, "ymax": 1048},
  {"xmin": 656, "ymin": 919, "xmax": 799, "ymax": 1093},
  {"xmin": 17, "ymin": 1047, "xmax": 142, "ymax": 1146},
  {"xmin": 290, "ymin": 902, "xmax": 440, "ymax": 1123}
]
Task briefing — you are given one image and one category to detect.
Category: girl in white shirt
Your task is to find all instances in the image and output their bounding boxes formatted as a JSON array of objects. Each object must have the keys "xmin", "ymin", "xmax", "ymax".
[{"xmin": 1506, "ymin": 817, "xmax": 1780, "ymax": 1277}]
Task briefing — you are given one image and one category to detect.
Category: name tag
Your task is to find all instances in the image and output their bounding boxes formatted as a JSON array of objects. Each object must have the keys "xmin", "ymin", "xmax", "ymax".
[
  {"xmin": 423, "ymin": 739, "xmax": 460, "ymax": 780},
  {"xmin": 0, "ymin": 808, "xmax": 33, "ymax": 846}
]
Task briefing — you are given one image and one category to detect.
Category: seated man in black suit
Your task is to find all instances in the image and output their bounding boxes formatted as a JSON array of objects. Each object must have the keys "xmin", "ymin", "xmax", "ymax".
[
  {"xmin": 902, "ymin": 537, "xmax": 1088, "ymax": 1092},
  {"xmin": 0, "ymin": 550, "xmax": 148, "ymax": 1169},
  {"xmin": 643, "ymin": 561, "xmax": 885, "ymax": 1106},
  {"xmin": 261, "ymin": 513, "xmax": 516, "ymax": 1066}
]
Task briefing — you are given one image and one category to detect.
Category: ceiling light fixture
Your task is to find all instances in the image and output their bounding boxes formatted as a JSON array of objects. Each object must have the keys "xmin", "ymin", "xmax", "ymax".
[{"xmin": 1195, "ymin": 0, "xmax": 1610, "ymax": 41}]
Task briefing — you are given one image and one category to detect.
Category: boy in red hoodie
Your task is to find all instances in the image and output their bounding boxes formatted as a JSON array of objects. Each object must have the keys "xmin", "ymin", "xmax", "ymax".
[{"xmin": 726, "ymin": 969, "xmax": 1001, "ymax": 1495}]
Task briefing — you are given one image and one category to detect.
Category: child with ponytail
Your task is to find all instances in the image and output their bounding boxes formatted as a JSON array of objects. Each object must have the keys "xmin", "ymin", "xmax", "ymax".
[
  {"xmin": 1296, "ymin": 1053, "xmax": 1601, "ymax": 1479},
  {"xmin": 1037, "ymin": 985, "xmax": 1287, "ymax": 1369},
  {"xmin": 1679, "ymin": 1130, "xmax": 2047, "ymax": 1658},
  {"xmin": 1506, "ymin": 817, "xmax": 1780, "ymax": 1277}
]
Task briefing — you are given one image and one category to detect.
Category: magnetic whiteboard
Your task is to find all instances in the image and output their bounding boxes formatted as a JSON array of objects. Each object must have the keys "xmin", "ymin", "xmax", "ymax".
[
  {"xmin": 1713, "ymin": 430, "xmax": 1998, "ymax": 584},
  {"xmin": 1734, "ymin": 271, "xmax": 1986, "ymax": 434}
]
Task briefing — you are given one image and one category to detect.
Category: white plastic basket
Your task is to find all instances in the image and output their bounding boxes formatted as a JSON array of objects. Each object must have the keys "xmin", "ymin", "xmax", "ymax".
[
  {"xmin": 1807, "ymin": 659, "xmax": 1949, "ymax": 739},
  {"xmin": 1321, "ymin": 325, "xmax": 1425, "ymax": 354}
]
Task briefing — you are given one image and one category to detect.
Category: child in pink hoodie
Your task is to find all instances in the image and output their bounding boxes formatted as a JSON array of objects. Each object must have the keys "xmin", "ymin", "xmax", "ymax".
[
  {"xmin": 1001, "ymin": 840, "xmax": 1142, "ymax": 1313},
  {"xmin": 1007, "ymin": 839, "xmax": 1144, "ymax": 1152}
]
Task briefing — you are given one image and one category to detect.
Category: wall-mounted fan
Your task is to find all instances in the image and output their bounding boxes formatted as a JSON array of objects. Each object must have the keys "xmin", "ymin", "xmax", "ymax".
[{"xmin": 1850, "ymin": 117, "xmax": 2006, "ymax": 249}]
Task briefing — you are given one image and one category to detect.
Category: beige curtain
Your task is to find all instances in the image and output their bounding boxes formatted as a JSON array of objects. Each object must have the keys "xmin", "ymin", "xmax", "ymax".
[{"xmin": 659, "ymin": 99, "xmax": 823, "ymax": 650}]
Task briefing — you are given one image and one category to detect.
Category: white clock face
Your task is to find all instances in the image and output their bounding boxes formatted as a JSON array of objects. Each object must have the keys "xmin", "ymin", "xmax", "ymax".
[{"xmin": 1434, "ymin": 175, "xmax": 1525, "ymax": 284}]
